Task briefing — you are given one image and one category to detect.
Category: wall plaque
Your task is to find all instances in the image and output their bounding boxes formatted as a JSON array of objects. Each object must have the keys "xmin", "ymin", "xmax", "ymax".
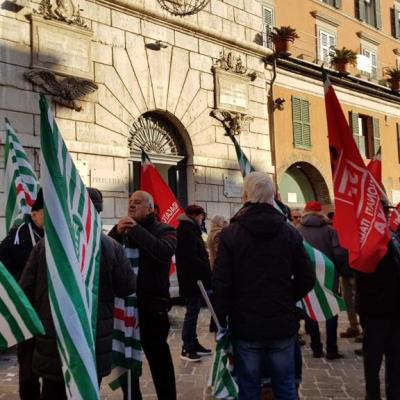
[
  {"xmin": 223, "ymin": 172, "xmax": 243, "ymax": 198},
  {"xmin": 91, "ymin": 169, "xmax": 128, "ymax": 192},
  {"xmin": 31, "ymin": 14, "xmax": 93, "ymax": 79}
]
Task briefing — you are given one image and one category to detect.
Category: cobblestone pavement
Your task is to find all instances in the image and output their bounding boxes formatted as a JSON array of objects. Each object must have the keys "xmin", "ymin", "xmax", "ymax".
[{"xmin": 0, "ymin": 306, "xmax": 378, "ymax": 399}]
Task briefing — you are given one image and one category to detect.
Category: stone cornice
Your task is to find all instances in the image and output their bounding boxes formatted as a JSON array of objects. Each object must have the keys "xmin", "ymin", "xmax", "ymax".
[
  {"xmin": 310, "ymin": 10, "xmax": 340, "ymax": 27},
  {"xmin": 95, "ymin": 0, "xmax": 273, "ymax": 59},
  {"xmin": 357, "ymin": 31, "xmax": 381, "ymax": 46}
]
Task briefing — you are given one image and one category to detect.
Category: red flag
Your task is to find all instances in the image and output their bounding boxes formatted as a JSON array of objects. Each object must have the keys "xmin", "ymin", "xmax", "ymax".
[
  {"xmin": 367, "ymin": 157, "xmax": 381, "ymax": 185},
  {"xmin": 390, "ymin": 203, "xmax": 400, "ymax": 232},
  {"xmin": 324, "ymin": 76, "xmax": 390, "ymax": 273}
]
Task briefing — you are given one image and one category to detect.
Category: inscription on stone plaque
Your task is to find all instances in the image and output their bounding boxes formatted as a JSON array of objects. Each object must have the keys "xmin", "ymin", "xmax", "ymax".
[
  {"xmin": 31, "ymin": 15, "xmax": 93, "ymax": 79},
  {"xmin": 91, "ymin": 169, "xmax": 128, "ymax": 192},
  {"xmin": 223, "ymin": 172, "xmax": 243, "ymax": 198}
]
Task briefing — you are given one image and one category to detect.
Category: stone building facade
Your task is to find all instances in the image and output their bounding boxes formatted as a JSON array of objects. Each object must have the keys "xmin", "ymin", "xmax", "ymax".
[{"xmin": 0, "ymin": 0, "xmax": 273, "ymax": 235}]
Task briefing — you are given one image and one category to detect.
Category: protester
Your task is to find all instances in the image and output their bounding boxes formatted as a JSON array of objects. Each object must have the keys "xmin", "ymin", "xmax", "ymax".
[
  {"xmin": 109, "ymin": 190, "xmax": 177, "ymax": 400},
  {"xmin": 206, "ymin": 215, "xmax": 228, "ymax": 270},
  {"xmin": 212, "ymin": 171, "xmax": 315, "ymax": 399},
  {"xmin": 0, "ymin": 191, "xmax": 44, "ymax": 400},
  {"xmin": 19, "ymin": 188, "xmax": 136, "ymax": 400},
  {"xmin": 355, "ymin": 202, "xmax": 400, "ymax": 400},
  {"xmin": 298, "ymin": 201, "xmax": 347, "ymax": 360},
  {"xmin": 176, "ymin": 205, "xmax": 212, "ymax": 362},
  {"xmin": 290, "ymin": 208, "xmax": 302, "ymax": 228}
]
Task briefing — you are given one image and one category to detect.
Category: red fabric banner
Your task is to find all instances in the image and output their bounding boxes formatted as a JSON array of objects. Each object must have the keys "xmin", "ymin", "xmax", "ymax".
[
  {"xmin": 324, "ymin": 77, "xmax": 390, "ymax": 273},
  {"xmin": 367, "ymin": 158, "xmax": 382, "ymax": 186},
  {"xmin": 390, "ymin": 203, "xmax": 400, "ymax": 233}
]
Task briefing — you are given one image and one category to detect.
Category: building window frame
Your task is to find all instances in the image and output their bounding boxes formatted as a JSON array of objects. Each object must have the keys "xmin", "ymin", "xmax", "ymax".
[
  {"xmin": 292, "ymin": 96, "xmax": 311, "ymax": 150},
  {"xmin": 397, "ymin": 122, "xmax": 400, "ymax": 164},
  {"xmin": 262, "ymin": 5, "xmax": 274, "ymax": 49},
  {"xmin": 357, "ymin": 0, "xmax": 382, "ymax": 29},
  {"xmin": 350, "ymin": 111, "xmax": 380, "ymax": 159},
  {"xmin": 393, "ymin": 2, "xmax": 400, "ymax": 39},
  {"xmin": 320, "ymin": 0, "xmax": 342, "ymax": 8},
  {"xmin": 361, "ymin": 45, "xmax": 378, "ymax": 80},
  {"xmin": 317, "ymin": 28, "xmax": 337, "ymax": 64}
]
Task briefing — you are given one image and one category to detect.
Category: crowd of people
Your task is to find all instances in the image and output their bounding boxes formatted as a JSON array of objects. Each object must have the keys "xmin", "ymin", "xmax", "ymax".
[{"xmin": 0, "ymin": 171, "xmax": 399, "ymax": 400}]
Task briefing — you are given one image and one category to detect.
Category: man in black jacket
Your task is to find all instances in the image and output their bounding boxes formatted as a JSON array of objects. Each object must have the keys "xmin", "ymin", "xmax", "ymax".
[
  {"xmin": 0, "ymin": 190, "xmax": 44, "ymax": 400},
  {"xmin": 212, "ymin": 172, "xmax": 315, "ymax": 400},
  {"xmin": 19, "ymin": 188, "xmax": 137, "ymax": 399},
  {"xmin": 109, "ymin": 190, "xmax": 177, "ymax": 400},
  {"xmin": 355, "ymin": 204, "xmax": 400, "ymax": 400},
  {"xmin": 175, "ymin": 205, "xmax": 212, "ymax": 362}
]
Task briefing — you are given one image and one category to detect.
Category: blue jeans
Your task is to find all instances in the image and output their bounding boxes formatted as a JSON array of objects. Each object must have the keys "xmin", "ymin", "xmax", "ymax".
[
  {"xmin": 181, "ymin": 296, "xmax": 201, "ymax": 351},
  {"xmin": 233, "ymin": 336, "xmax": 297, "ymax": 400},
  {"xmin": 305, "ymin": 315, "xmax": 338, "ymax": 354}
]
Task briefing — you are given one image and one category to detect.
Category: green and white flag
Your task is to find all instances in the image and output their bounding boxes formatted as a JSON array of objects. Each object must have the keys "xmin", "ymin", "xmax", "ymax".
[
  {"xmin": 229, "ymin": 134, "xmax": 346, "ymax": 321},
  {"xmin": 0, "ymin": 261, "xmax": 44, "ymax": 349},
  {"xmin": 4, "ymin": 118, "xmax": 40, "ymax": 233},
  {"xmin": 39, "ymin": 94, "xmax": 102, "ymax": 399}
]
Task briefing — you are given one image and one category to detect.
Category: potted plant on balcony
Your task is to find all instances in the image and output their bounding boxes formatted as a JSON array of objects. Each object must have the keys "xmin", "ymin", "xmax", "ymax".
[
  {"xmin": 269, "ymin": 26, "xmax": 299, "ymax": 55},
  {"xmin": 385, "ymin": 66, "xmax": 400, "ymax": 93},
  {"xmin": 330, "ymin": 47, "xmax": 357, "ymax": 74}
]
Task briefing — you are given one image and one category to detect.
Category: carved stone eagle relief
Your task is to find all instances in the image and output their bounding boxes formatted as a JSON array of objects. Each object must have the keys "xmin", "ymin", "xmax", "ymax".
[{"xmin": 25, "ymin": 70, "xmax": 98, "ymax": 111}]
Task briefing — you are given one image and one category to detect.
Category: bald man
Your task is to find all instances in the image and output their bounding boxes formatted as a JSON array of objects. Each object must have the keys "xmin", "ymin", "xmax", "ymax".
[{"xmin": 109, "ymin": 191, "xmax": 177, "ymax": 400}]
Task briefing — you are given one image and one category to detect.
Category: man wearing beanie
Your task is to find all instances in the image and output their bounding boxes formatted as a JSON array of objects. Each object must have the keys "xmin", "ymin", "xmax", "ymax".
[
  {"xmin": 0, "ymin": 190, "xmax": 44, "ymax": 400},
  {"xmin": 298, "ymin": 200, "xmax": 347, "ymax": 360},
  {"xmin": 176, "ymin": 204, "xmax": 212, "ymax": 362}
]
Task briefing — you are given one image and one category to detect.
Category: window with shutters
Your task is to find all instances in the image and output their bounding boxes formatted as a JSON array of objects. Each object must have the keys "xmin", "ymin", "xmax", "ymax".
[
  {"xmin": 321, "ymin": 0, "xmax": 342, "ymax": 8},
  {"xmin": 349, "ymin": 112, "xmax": 380, "ymax": 159},
  {"xmin": 262, "ymin": 6, "xmax": 274, "ymax": 49},
  {"xmin": 397, "ymin": 123, "xmax": 400, "ymax": 163},
  {"xmin": 362, "ymin": 48, "xmax": 378, "ymax": 79},
  {"xmin": 357, "ymin": 0, "xmax": 381, "ymax": 29},
  {"xmin": 319, "ymin": 30, "xmax": 336, "ymax": 63},
  {"xmin": 292, "ymin": 97, "xmax": 311, "ymax": 149},
  {"xmin": 393, "ymin": 2, "xmax": 400, "ymax": 39}
]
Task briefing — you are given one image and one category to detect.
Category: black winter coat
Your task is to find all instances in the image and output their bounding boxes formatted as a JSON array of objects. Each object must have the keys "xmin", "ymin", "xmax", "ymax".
[
  {"xmin": 175, "ymin": 215, "xmax": 212, "ymax": 297},
  {"xmin": 19, "ymin": 234, "xmax": 136, "ymax": 381},
  {"xmin": 355, "ymin": 233, "xmax": 400, "ymax": 318},
  {"xmin": 212, "ymin": 203, "xmax": 316, "ymax": 341},
  {"xmin": 0, "ymin": 218, "xmax": 43, "ymax": 281},
  {"xmin": 109, "ymin": 213, "xmax": 177, "ymax": 312}
]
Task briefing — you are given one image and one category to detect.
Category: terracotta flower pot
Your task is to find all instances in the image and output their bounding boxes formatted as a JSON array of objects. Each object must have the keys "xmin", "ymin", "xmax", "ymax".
[
  {"xmin": 389, "ymin": 78, "xmax": 400, "ymax": 93},
  {"xmin": 332, "ymin": 60, "xmax": 350, "ymax": 74},
  {"xmin": 273, "ymin": 37, "xmax": 294, "ymax": 55}
]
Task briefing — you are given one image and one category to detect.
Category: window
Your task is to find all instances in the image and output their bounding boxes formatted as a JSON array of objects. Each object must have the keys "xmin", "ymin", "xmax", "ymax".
[
  {"xmin": 362, "ymin": 48, "xmax": 378, "ymax": 79},
  {"xmin": 321, "ymin": 0, "xmax": 342, "ymax": 8},
  {"xmin": 397, "ymin": 123, "xmax": 400, "ymax": 163},
  {"xmin": 292, "ymin": 97, "xmax": 311, "ymax": 149},
  {"xmin": 392, "ymin": 2, "xmax": 400, "ymax": 39},
  {"xmin": 357, "ymin": 0, "xmax": 382, "ymax": 29},
  {"xmin": 262, "ymin": 6, "xmax": 274, "ymax": 49},
  {"xmin": 350, "ymin": 111, "xmax": 380, "ymax": 159},
  {"xmin": 319, "ymin": 30, "xmax": 336, "ymax": 63}
]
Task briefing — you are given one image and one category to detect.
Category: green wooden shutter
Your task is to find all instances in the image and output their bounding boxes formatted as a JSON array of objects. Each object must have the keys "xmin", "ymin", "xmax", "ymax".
[
  {"xmin": 350, "ymin": 111, "xmax": 362, "ymax": 149},
  {"xmin": 358, "ymin": 0, "xmax": 366, "ymax": 21},
  {"xmin": 292, "ymin": 97, "xmax": 303, "ymax": 147},
  {"xmin": 372, "ymin": 118, "xmax": 380, "ymax": 156},
  {"xmin": 374, "ymin": 0, "xmax": 382, "ymax": 29},
  {"xmin": 394, "ymin": 4, "xmax": 400, "ymax": 39},
  {"xmin": 301, "ymin": 99, "xmax": 311, "ymax": 147},
  {"xmin": 334, "ymin": 0, "xmax": 342, "ymax": 9}
]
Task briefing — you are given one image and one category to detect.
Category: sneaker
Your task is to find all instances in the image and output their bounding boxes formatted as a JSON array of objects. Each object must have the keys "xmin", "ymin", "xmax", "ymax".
[
  {"xmin": 312, "ymin": 351, "xmax": 324, "ymax": 358},
  {"xmin": 195, "ymin": 342, "xmax": 212, "ymax": 356},
  {"xmin": 180, "ymin": 349, "xmax": 201, "ymax": 362},
  {"xmin": 340, "ymin": 327, "xmax": 360, "ymax": 338},
  {"xmin": 326, "ymin": 352, "xmax": 344, "ymax": 360}
]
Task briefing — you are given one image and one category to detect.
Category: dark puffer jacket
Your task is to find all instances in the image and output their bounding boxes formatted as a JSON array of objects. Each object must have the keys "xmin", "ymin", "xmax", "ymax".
[
  {"xmin": 212, "ymin": 203, "xmax": 315, "ymax": 341},
  {"xmin": 175, "ymin": 214, "xmax": 212, "ymax": 297},
  {"xmin": 109, "ymin": 213, "xmax": 177, "ymax": 312},
  {"xmin": 19, "ymin": 234, "xmax": 136, "ymax": 381}
]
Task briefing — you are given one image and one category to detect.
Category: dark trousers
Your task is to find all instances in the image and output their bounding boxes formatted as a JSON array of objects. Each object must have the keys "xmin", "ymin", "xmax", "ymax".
[
  {"xmin": 362, "ymin": 317, "xmax": 400, "ymax": 400},
  {"xmin": 41, "ymin": 379, "xmax": 67, "ymax": 400},
  {"xmin": 181, "ymin": 296, "xmax": 201, "ymax": 351},
  {"xmin": 122, "ymin": 308, "xmax": 176, "ymax": 400},
  {"xmin": 17, "ymin": 338, "xmax": 41, "ymax": 400},
  {"xmin": 305, "ymin": 315, "xmax": 338, "ymax": 354}
]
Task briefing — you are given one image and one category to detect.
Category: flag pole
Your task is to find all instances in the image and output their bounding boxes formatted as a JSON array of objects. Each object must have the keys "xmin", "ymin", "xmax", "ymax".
[
  {"xmin": 197, "ymin": 281, "xmax": 222, "ymax": 332},
  {"xmin": 128, "ymin": 369, "xmax": 131, "ymax": 400}
]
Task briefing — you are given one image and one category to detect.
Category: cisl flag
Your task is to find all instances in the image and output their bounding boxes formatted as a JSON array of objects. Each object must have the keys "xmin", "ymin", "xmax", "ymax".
[
  {"xmin": 324, "ymin": 75, "xmax": 390, "ymax": 273},
  {"xmin": 140, "ymin": 149, "xmax": 184, "ymax": 228}
]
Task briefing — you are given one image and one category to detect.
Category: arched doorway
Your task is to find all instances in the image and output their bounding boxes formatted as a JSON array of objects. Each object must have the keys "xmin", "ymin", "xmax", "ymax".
[
  {"xmin": 128, "ymin": 111, "xmax": 190, "ymax": 207},
  {"xmin": 279, "ymin": 162, "xmax": 331, "ymax": 209}
]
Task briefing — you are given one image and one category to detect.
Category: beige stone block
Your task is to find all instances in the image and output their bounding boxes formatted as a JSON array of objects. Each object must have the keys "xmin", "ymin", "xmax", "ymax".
[
  {"xmin": 0, "ymin": 39, "xmax": 30, "ymax": 67},
  {"xmin": 222, "ymin": 20, "xmax": 245, "ymax": 41},
  {"xmin": 244, "ymin": 0, "xmax": 262, "ymax": 16},
  {"xmin": 113, "ymin": 157, "xmax": 128, "ymax": 172},
  {"xmin": 206, "ymin": 167, "xmax": 223, "ymax": 185},
  {"xmin": 0, "ymin": 16, "xmax": 30, "ymax": 44},
  {"xmin": 175, "ymin": 31, "xmax": 198, "ymax": 52},
  {"xmin": 111, "ymin": 10, "xmax": 140, "ymax": 34},
  {"xmin": 175, "ymin": 69, "xmax": 200, "ymax": 120},
  {"xmin": 198, "ymin": 12, "xmax": 223, "ymax": 32},
  {"xmin": 199, "ymin": 39, "xmax": 223, "ymax": 59},
  {"xmin": 248, "ymin": 101, "xmax": 267, "ymax": 119},
  {"xmin": 0, "ymin": 63, "xmax": 31, "ymax": 91},
  {"xmin": 0, "ymin": 168, "xmax": 4, "ymax": 192},
  {"xmin": 101, "ymin": 197, "xmax": 115, "ymax": 218},
  {"xmin": 126, "ymin": 33, "xmax": 155, "ymax": 111},
  {"xmin": 194, "ymin": 165, "xmax": 206, "ymax": 184},
  {"xmin": 55, "ymin": 101, "xmax": 94, "ymax": 122},
  {"xmin": 92, "ymin": 22, "xmax": 125, "ymax": 48},
  {"xmin": 195, "ymin": 183, "xmax": 211, "ymax": 201},
  {"xmin": 94, "ymin": 124, "xmax": 128, "ymax": 146},
  {"xmin": 190, "ymin": 53, "xmax": 212, "ymax": 73},
  {"xmin": 247, "ymin": 55, "xmax": 266, "ymax": 73},
  {"xmin": 249, "ymin": 117, "xmax": 267, "ymax": 134},
  {"xmin": 250, "ymin": 147, "xmax": 270, "ymax": 164},
  {"xmin": 224, "ymin": 0, "xmax": 244, "ymax": 8},
  {"xmin": 56, "ymin": 118, "xmax": 76, "ymax": 140},
  {"xmin": 92, "ymin": 42, "xmax": 112, "ymax": 65},
  {"xmin": 83, "ymin": 1, "xmax": 111, "ymax": 25},
  {"xmin": 167, "ymin": 46, "xmax": 189, "ymax": 114},
  {"xmin": 230, "ymin": 202, "xmax": 242, "ymax": 216},
  {"xmin": 181, "ymin": 90, "xmax": 209, "ymax": 128},
  {"xmin": 249, "ymin": 85, "xmax": 266, "ymax": 103},
  {"xmin": 210, "ymin": 0, "xmax": 234, "ymax": 20},
  {"xmin": 187, "ymin": 108, "xmax": 214, "ymax": 136},
  {"xmin": 234, "ymin": 8, "xmax": 261, "ymax": 29},
  {"xmin": 200, "ymin": 73, "xmax": 214, "ymax": 91},
  {"xmin": 207, "ymin": 90, "xmax": 215, "ymax": 108},
  {"xmin": 95, "ymin": 104, "xmax": 130, "ymax": 136},
  {"xmin": 146, "ymin": 43, "xmax": 172, "ymax": 110},
  {"xmin": 76, "ymin": 122, "xmax": 95, "ymax": 142},
  {"xmin": 0, "ymin": 217, "xmax": 5, "ymax": 237},
  {"xmin": 0, "ymin": 193, "xmax": 5, "ymax": 217},
  {"xmin": 206, "ymin": 201, "xmax": 231, "ymax": 219},
  {"xmin": 78, "ymin": 153, "xmax": 114, "ymax": 170},
  {"xmin": 190, "ymin": 126, "xmax": 215, "ymax": 146},
  {"xmin": 0, "ymin": 87, "xmax": 39, "ymax": 114},
  {"xmin": 0, "ymin": 110, "xmax": 33, "ymax": 135},
  {"xmin": 115, "ymin": 197, "xmax": 129, "ymax": 217},
  {"xmin": 141, "ymin": 20, "xmax": 174, "ymax": 44},
  {"xmin": 196, "ymin": 142, "xmax": 228, "ymax": 159}
]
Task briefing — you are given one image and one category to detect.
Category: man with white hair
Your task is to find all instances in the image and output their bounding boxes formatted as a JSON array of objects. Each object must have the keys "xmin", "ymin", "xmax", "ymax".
[
  {"xmin": 212, "ymin": 172, "xmax": 315, "ymax": 400},
  {"xmin": 109, "ymin": 190, "xmax": 177, "ymax": 400}
]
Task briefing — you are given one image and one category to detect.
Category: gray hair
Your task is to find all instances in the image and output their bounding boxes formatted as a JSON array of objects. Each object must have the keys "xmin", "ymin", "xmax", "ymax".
[
  {"xmin": 243, "ymin": 171, "xmax": 275, "ymax": 205},
  {"xmin": 133, "ymin": 190, "xmax": 154, "ymax": 209}
]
